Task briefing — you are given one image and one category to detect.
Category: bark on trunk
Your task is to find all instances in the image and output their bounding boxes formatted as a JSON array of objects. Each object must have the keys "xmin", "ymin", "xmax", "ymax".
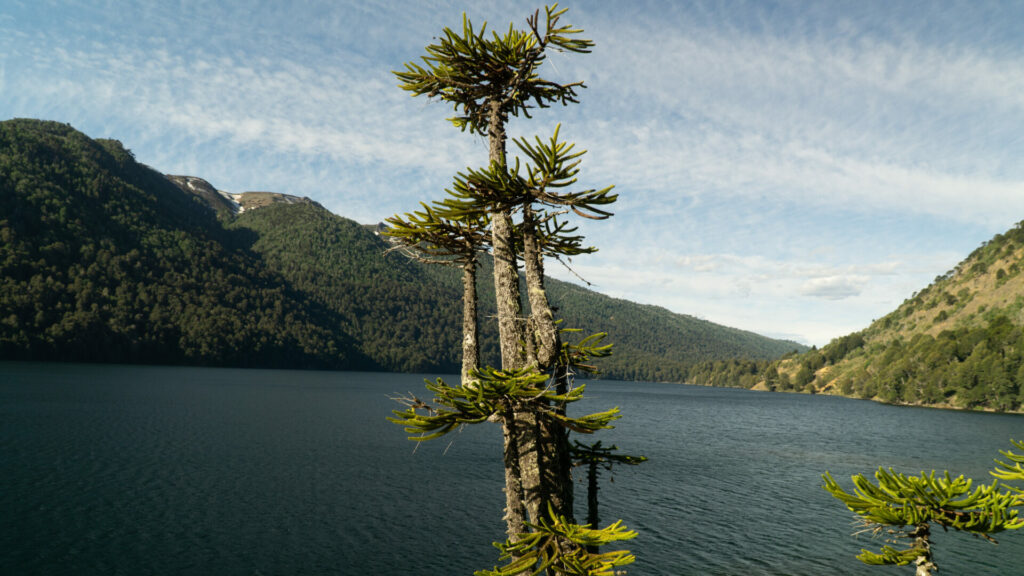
[
  {"xmin": 585, "ymin": 459, "xmax": 600, "ymax": 553},
  {"xmin": 522, "ymin": 207, "xmax": 573, "ymax": 521},
  {"xmin": 501, "ymin": 406, "xmax": 527, "ymax": 541},
  {"xmin": 460, "ymin": 259, "xmax": 479, "ymax": 386},
  {"xmin": 910, "ymin": 524, "xmax": 937, "ymax": 576},
  {"xmin": 517, "ymin": 410, "xmax": 544, "ymax": 527},
  {"xmin": 492, "ymin": 209, "xmax": 525, "ymax": 370},
  {"xmin": 487, "ymin": 100, "xmax": 526, "ymax": 372},
  {"xmin": 522, "ymin": 205, "xmax": 560, "ymax": 368},
  {"xmin": 486, "ymin": 98, "xmax": 536, "ymax": 559},
  {"xmin": 542, "ymin": 365, "xmax": 574, "ymax": 519}
]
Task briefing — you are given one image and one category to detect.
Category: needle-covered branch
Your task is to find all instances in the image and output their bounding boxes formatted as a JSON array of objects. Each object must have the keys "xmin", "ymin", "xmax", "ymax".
[
  {"xmin": 992, "ymin": 439, "xmax": 1024, "ymax": 493},
  {"xmin": 442, "ymin": 126, "xmax": 617, "ymax": 219},
  {"xmin": 824, "ymin": 469, "xmax": 1023, "ymax": 533},
  {"xmin": 394, "ymin": 4, "xmax": 593, "ymax": 135},
  {"xmin": 513, "ymin": 125, "xmax": 617, "ymax": 220},
  {"xmin": 558, "ymin": 329, "xmax": 612, "ymax": 376},
  {"xmin": 383, "ymin": 201, "xmax": 489, "ymax": 266},
  {"xmin": 476, "ymin": 504, "xmax": 636, "ymax": 576},
  {"xmin": 388, "ymin": 365, "xmax": 621, "ymax": 442},
  {"xmin": 571, "ymin": 440, "xmax": 647, "ymax": 471},
  {"xmin": 823, "ymin": 467, "xmax": 1024, "ymax": 572}
]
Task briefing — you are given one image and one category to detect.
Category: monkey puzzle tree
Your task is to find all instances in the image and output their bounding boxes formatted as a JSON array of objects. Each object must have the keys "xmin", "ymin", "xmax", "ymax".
[
  {"xmin": 390, "ymin": 5, "xmax": 637, "ymax": 574},
  {"xmin": 437, "ymin": 125, "xmax": 618, "ymax": 522},
  {"xmin": 384, "ymin": 200, "xmax": 488, "ymax": 384},
  {"xmin": 394, "ymin": 4, "xmax": 592, "ymax": 371},
  {"xmin": 823, "ymin": 467, "xmax": 1024, "ymax": 575},
  {"xmin": 570, "ymin": 440, "xmax": 646, "ymax": 553}
]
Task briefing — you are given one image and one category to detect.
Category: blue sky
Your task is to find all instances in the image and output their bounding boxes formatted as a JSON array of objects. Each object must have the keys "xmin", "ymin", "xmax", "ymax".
[{"xmin": 3, "ymin": 0, "xmax": 1024, "ymax": 346}]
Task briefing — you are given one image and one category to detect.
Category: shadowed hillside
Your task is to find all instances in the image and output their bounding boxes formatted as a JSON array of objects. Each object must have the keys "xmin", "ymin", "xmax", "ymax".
[{"xmin": 0, "ymin": 118, "xmax": 804, "ymax": 379}]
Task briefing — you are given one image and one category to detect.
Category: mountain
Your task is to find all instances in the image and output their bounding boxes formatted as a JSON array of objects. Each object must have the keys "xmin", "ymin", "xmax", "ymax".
[
  {"xmin": 0, "ymin": 119, "xmax": 368, "ymax": 368},
  {"xmin": 705, "ymin": 221, "xmax": 1024, "ymax": 412},
  {"xmin": 0, "ymin": 118, "xmax": 803, "ymax": 378}
]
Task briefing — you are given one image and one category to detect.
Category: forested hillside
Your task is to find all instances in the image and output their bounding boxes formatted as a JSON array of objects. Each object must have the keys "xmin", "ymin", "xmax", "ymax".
[
  {"xmin": 697, "ymin": 221, "xmax": 1024, "ymax": 412},
  {"xmin": 0, "ymin": 119, "xmax": 366, "ymax": 368},
  {"xmin": 225, "ymin": 202, "xmax": 495, "ymax": 373},
  {"xmin": 0, "ymin": 119, "xmax": 803, "ymax": 379}
]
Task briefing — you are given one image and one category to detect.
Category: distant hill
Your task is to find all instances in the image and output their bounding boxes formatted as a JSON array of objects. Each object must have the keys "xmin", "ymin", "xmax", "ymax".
[
  {"xmin": 0, "ymin": 118, "xmax": 804, "ymax": 379},
  {"xmin": 700, "ymin": 220, "xmax": 1024, "ymax": 412}
]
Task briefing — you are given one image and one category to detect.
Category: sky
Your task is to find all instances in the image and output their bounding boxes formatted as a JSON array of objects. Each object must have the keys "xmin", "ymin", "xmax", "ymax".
[{"xmin": 3, "ymin": 0, "xmax": 1024, "ymax": 346}]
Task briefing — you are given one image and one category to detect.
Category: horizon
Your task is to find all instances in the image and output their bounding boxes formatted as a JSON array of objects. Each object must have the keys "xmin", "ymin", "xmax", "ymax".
[{"xmin": 3, "ymin": 1, "xmax": 1024, "ymax": 346}]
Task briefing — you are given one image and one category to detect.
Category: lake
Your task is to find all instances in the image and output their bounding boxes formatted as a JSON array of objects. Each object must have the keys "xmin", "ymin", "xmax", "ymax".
[{"xmin": 2, "ymin": 362, "xmax": 1023, "ymax": 575}]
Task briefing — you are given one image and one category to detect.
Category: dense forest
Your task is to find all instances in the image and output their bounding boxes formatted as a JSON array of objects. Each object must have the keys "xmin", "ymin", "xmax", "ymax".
[
  {"xmin": 696, "ymin": 220, "xmax": 1024, "ymax": 412},
  {"xmin": 0, "ymin": 119, "xmax": 366, "ymax": 368},
  {"xmin": 0, "ymin": 119, "xmax": 803, "ymax": 379}
]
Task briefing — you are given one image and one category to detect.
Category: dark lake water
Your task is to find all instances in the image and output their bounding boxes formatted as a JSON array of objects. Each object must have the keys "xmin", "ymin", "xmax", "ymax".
[{"xmin": 3, "ymin": 362, "xmax": 1024, "ymax": 575}]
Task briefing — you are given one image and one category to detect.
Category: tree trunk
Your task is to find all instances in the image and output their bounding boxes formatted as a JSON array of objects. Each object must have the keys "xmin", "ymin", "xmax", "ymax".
[
  {"xmin": 485, "ymin": 98, "xmax": 538, "ymax": 560},
  {"xmin": 522, "ymin": 205, "xmax": 560, "ymax": 368},
  {"xmin": 543, "ymin": 365, "xmax": 574, "ymax": 519},
  {"xmin": 910, "ymin": 523, "xmax": 937, "ymax": 576},
  {"xmin": 585, "ymin": 459, "xmax": 600, "ymax": 553},
  {"xmin": 492, "ymin": 210, "xmax": 525, "ymax": 370},
  {"xmin": 522, "ymin": 206, "xmax": 573, "ymax": 521},
  {"xmin": 486, "ymin": 100, "xmax": 526, "ymax": 372},
  {"xmin": 517, "ymin": 410, "xmax": 544, "ymax": 527},
  {"xmin": 501, "ymin": 405, "xmax": 528, "ymax": 541},
  {"xmin": 460, "ymin": 259, "xmax": 479, "ymax": 386}
]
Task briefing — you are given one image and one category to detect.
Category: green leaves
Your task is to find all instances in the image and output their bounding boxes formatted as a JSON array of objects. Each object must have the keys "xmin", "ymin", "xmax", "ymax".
[
  {"xmin": 434, "ymin": 124, "xmax": 616, "ymax": 259},
  {"xmin": 570, "ymin": 440, "xmax": 647, "ymax": 470},
  {"xmin": 387, "ymin": 364, "xmax": 621, "ymax": 442},
  {"xmin": 992, "ymin": 438, "xmax": 1024, "ymax": 491},
  {"xmin": 475, "ymin": 504, "xmax": 636, "ymax": 576},
  {"xmin": 855, "ymin": 545, "xmax": 929, "ymax": 567},
  {"xmin": 823, "ymin": 456, "xmax": 1024, "ymax": 570},
  {"xmin": 393, "ymin": 4, "xmax": 593, "ymax": 135},
  {"xmin": 512, "ymin": 125, "xmax": 617, "ymax": 221},
  {"xmin": 383, "ymin": 199, "xmax": 489, "ymax": 266},
  {"xmin": 823, "ymin": 468, "xmax": 1024, "ymax": 534}
]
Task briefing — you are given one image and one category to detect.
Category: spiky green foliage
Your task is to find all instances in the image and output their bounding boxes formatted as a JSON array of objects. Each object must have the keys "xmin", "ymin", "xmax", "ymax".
[
  {"xmin": 557, "ymin": 329, "xmax": 612, "ymax": 377},
  {"xmin": 991, "ymin": 439, "xmax": 1024, "ymax": 491},
  {"xmin": 441, "ymin": 126, "xmax": 616, "ymax": 224},
  {"xmin": 571, "ymin": 439, "xmax": 646, "ymax": 548},
  {"xmin": 388, "ymin": 365, "xmax": 621, "ymax": 442},
  {"xmin": 823, "ymin": 467, "xmax": 1024, "ymax": 570},
  {"xmin": 571, "ymin": 440, "xmax": 647, "ymax": 470},
  {"xmin": 475, "ymin": 504, "xmax": 636, "ymax": 576},
  {"xmin": 383, "ymin": 200, "xmax": 489, "ymax": 266},
  {"xmin": 855, "ymin": 544, "xmax": 931, "ymax": 567},
  {"xmin": 394, "ymin": 4, "xmax": 593, "ymax": 134},
  {"xmin": 824, "ymin": 468, "xmax": 1023, "ymax": 533}
]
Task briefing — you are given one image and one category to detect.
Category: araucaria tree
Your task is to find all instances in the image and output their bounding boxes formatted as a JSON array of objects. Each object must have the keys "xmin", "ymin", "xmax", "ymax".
[
  {"xmin": 386, "ymin": 5, "xmax": 638, "ymax": 575},
  {"xmin": 823, "ymin": 447, "xmax": 1024, "ymax": 575}
]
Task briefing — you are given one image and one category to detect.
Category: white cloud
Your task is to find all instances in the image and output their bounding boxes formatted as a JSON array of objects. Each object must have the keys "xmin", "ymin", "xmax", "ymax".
[{"xmin": 800, "ymin": 275, "xmax": 868, "ymax": 301}]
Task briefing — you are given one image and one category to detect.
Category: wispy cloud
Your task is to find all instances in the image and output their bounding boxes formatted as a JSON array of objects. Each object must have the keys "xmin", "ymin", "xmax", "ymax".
[
  {"xmin": 800, "ymin": 276, "xmax": 868, "ymax": 301},
  {"xmin": 4, "ymin": 0, "xmax": 1023, "ymax": 346},
  {"xmin": 558, "ymin": 7, "xmax": 1024, "ymax": 229}
]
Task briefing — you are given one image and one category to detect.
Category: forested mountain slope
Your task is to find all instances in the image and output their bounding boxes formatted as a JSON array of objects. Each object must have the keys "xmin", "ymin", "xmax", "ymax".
[
  {"xmin": 224, "ymin": 201, "xmax": 804, "ymax": 379},
  {"xmin": 700, "ymin": 221, "xmax": 1024, "ymax": 412},
  {"xmin": 0, "ymin": 119, "xmax": 368, "ymax": 368},
  {"xmin": 0, "ymin": 119, "xmax": 803, "ymax": 379}
]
